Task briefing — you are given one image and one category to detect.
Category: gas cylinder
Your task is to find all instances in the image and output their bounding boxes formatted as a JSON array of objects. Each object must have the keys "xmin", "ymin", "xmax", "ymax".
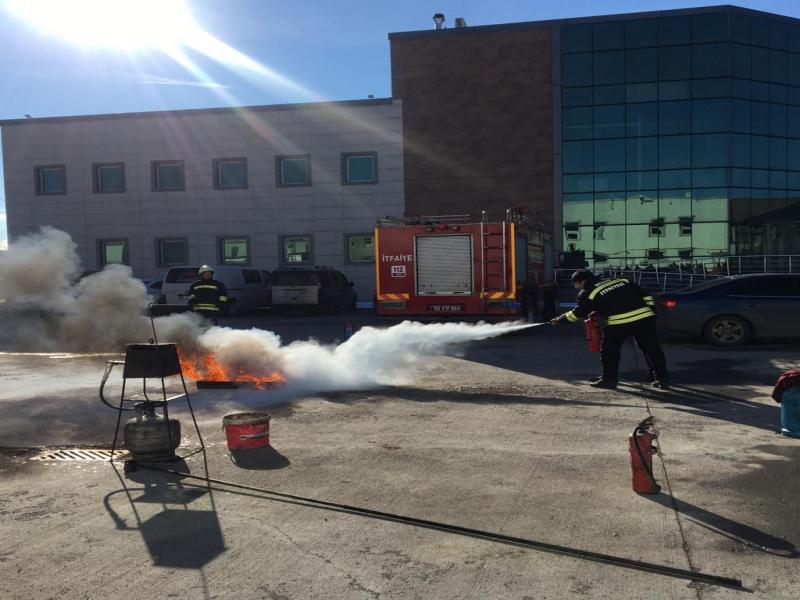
[
  {"xmin": 124, "ymin": 403, "xmax": 180, "ymax": 461},
  {"xmin": 584, "ymin": 314, "xmax": 602, "ymax": 352},
  {"xmin": 629, "ymin": 417, "xmax": 660, "ymax": 494}
]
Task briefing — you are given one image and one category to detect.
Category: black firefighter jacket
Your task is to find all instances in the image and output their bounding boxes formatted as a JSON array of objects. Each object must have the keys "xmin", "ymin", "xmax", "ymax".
[
  {"xmin": 561, "ymin": 278, "xmax": 656, "ymax": 326},
  {"xmin": 188, "ymin": 279, "xmax": 229, "ymax": 313}
]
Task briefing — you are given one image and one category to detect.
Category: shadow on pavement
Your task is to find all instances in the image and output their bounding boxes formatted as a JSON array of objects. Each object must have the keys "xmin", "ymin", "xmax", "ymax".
[
  {"xmin": 648, "ymin": 493, "xmax": 799, "ymax": 558},
  {"xmin": 617, "ymin": 383, "xmax": 781, "ymax": 433},
  {"xmin": 104, "ymin": 461, "xmax": 226, "ymax": 570},
  {"xmin": 229, "ymin": 445, "xmax": 290, "ymax": 470}
]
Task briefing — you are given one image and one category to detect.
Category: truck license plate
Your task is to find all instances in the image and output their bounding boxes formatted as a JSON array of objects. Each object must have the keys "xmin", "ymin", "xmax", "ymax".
[{"xmin": 427, "ymin": 304, "xmax": 465, "ymax": 312}]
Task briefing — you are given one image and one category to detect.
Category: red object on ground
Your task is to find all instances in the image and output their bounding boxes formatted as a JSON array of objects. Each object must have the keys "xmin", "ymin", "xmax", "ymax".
[
  {"xmin": 584, "ymin": 315, "xmax": 602, "ymax": 353},
  {"xmin": 222, "ymin": 412, "xmax": 271, "ymax": 450},
  {"xmin": 629, "ymin": 427, "xmax": 660, "ymax": 494}
]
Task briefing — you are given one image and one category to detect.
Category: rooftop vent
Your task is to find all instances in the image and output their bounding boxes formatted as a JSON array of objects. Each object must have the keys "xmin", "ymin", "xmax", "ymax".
[
  {"xmin": 455, "ymin": 17, "xmax": 467, "ymax": 28},
  {"xmin": 433, "ymin": 13, "xmax": 445, "ymax": 30}
]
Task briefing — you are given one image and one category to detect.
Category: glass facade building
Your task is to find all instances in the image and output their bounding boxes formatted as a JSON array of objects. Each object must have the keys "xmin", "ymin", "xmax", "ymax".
[{"xmin": 560, "ymin": 7, "xmax": 800, "ymax": 267}]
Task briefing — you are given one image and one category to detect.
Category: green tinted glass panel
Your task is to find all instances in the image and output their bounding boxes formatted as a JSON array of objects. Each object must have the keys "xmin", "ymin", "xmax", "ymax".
[
  {"xmin": 218, "ymin": 161, "xmax": 246, "ymax": 187},
  {"xmin": 594, "ymin": 51, "xmax": 625, "ymax": 85},
  {"xmin": 281, "ymin": 158, "xmax": 309, "ymax": 185},
  {"xmin": 751, "ymin": 47, "xmax": 770, "ymax": 83},
  {"xmin": 691, "ymin": 13, "xmax": 727, "ymax": 43},
  {"xmin": 692, "ymin": 134, "xmax": 728, "ymax": 167},
  {"xmin": 594, "ymin": 139, "xmax": 625, "ymax": 172},
  {"xmin": 751, "ymin": 81, "xmax": 770, "ymax": 101},
  {"xmin": 563, "ymin": 174, "xmax": 593, "ymax": 193},
  {"xmin": 770, "ymin": 170, "xmax": 787, "ymax": 188},
  {"xmin": 98, "ymin": 165, "xmax": 123, "ymax": 191},
  {"xmin": 731, "ymin": 134, "xmax": 751, "ymax": 167},
  {"xmin": 626, "ymin": 83, "xmax": 658, "ymax": 103},
  {"xmin": 692, "ymin": 43, "xmax": 729, "ymax": 78},
  {"xmin": 160, "ymin": 240, "xmax": 186, "ymax": 265},
  {"xmin": 752, "ymin": 169, "xmax": 769, "ymax": 187},
  {"xmin": 562, "ymin": 23, "xmax": 592, "ymax": 53},
  {"xmin": 626, "ymin": 171, "xmax": 658, "ymax": 190},
  {"xmin": 730, "ymin": 168, "xmax": 751, "ymax": 187},
  {"xmin": 659, "ymin": 16, "xmax": 690, "ymax": 45},
  {"xmin": 626, "ymin": 137, "xmax": 658, "ymax": 171},
  {"xmin": 751, "ymin": 102, "xmax": 769, "ymax": 135},
  {"xmin": 692, "ymin": 168, "xmax": 726, "ymax": 187},
  {"xmin": 789, "ymin": 140, "xmax": 800, "ymax": 169},
  {"xmin": 157, "ymin": 164, "xmax": 183, "ymax": 189},
  {"xmin": 692, "ymin": 99, "xmax": 728, "ymax": 133},
  {"xmin": 40, "ymin": 168, "xmax": 65, "ymax": 193},
  {"xmin": 692, "ymin": 78, "xmax": 727, "ymax": 98},
  {"xmin": 659, "ymin": 136, "xmax": 691, "ymax": 169},
  {"xmin": 752, "ymin": 136, "xmax": 769, "ymax": 168},
  {"xmin": 771, "ymin": 84, "xmax": 787, "ymax": 103},
  {"xmin": 789, "ymin": 55, "xmax": 800, "ymax": 86},
  {"xmin": 659, "ymin": 170, "xmax": 691, "ymax": 189},
  {"xmin": 563, "ymin": 87, "xmax": 593, "ymax": 106},
  {"xmin": 563, "ymin": 107, "xmax": 593, "ymax": 139},
  {"xmin": 626, "ymin": 19, "xmax": 657, "ymax": 48},
  {"xmin": 659, "ymin": 101, "xmax": 691, "ymax": 134},
  {"xmin": 284, "ymin": 237, "xmax": 311, "ymax": 263},
  {"xmin": 594, "ymin": 105, "xmax": 625, "ymax": 138},
  {"xmin": 770, "ymin": 138, "xmax": 787, "ymax": 170},
  {"xmin": 346, "ymin": 155, "xmax": 376, "ymax": 182},
  {"xmin": 770, "ymin": 104, "xmax": 787, "ymax": 137},
  {"xmin": 594, "ymin": 21, "xmax": 625, "ymax": 50},
  {"xmin": 660, "ymin": 80, "xmax": 690, "ymax": 100},
  {"xmin": 626, "ymin": 48, "xmax": 657, "ymax": 82},
  {"xmin": 751, "ymin": 17, "xmax": 770, "ymax": 46},
  {"xmin": 731, "ymin": 100, "xmax": 751, "ymax": 132},
  {"xmin": 222, "ymin": 238, "xmax": 248, "ymax": 264},
  {"xmin": 349, "ymin": 235, "xmax": 374, "ymax": 262},
  {"xmin": 626, "ymin": 103, "xmax": 658, "ymax": 136},
  {"xmin": 594, "ymin": 172, "xmax": 625, "ymax": 192},
  {"xmin": 563, "ymin": 53, "xmax": 593, "ymax": 86},
  {"xmin": 730, "ymin": 44, "xmax": 751, "ymax": 79},
  {"xmin": 658, "ymin": 45, "xmax": 690, "ymax": 80},
  {"xmin": 563, "ymin": 141, "xmax": 593, "ymax": 173},
  {"xmin": 103, "ymin": 242, "xmax": 125, "ymax": 265},
  {"xmin": 771, "ymin": 50, "xmax": 788, "ymax": 83},
  {"xmin": 594, "ymin": 85, "xmax": 626, "ymax": 105}
]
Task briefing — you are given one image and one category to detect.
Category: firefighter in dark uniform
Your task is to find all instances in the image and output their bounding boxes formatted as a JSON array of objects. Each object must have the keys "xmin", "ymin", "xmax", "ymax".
[
  {"xmin": 550, "ymin": 270, "xmax": 669, "ymax": 389},
  {"xmin": 187, "ymin": 265, "xmax": 228, "ymax": 325}
]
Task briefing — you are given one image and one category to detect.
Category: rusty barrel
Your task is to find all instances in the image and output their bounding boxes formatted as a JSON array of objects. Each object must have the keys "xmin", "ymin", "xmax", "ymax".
[{"xmin": 222, "ymin": 412, "xmax": 271, "ymax": 450}]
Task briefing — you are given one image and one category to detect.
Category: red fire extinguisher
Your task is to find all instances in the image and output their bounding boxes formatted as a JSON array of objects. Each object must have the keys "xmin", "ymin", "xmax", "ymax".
[
  {"xmin": 629, "ymin": 417, "xmax": 661, "ymax": 494},
  {"xmin": 584, "ymin": 313, "xmax": 602, "ymax": 353}
]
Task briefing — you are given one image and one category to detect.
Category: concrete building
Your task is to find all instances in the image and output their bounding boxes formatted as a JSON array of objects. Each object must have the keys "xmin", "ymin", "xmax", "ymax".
[
  {"xmin": 0, "ymin": 99, "xmax": 404, "ymax": 298},
  {"xmin": 390, "ymin": 5, "xmax": 800, "ymax": 267}
]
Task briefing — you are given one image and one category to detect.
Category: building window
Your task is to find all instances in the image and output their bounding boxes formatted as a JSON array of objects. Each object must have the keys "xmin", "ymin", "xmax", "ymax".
[
  {"xmin": 34, "ymin": 165, "xmax": 66, "ymax": 194},
  {"xmin": 157, "ymin": 238, "xmax": 188, "ymax": 267},
  {"xmin": 281, "ymin": 235, "xmax": 313, "ymax": 264},
  {"xmin": 342, "ymin": 152, "xmax": 378, "ymax": 184},
  {"xmin": 646, "ymin": 249, "xmax": 665, "ymax": 260},
  {"xmin": 99, "ymin": 239, "xmax": 128, "ymax": 266},
  {"xmin": 214, "ymin": 158, "xmax": 247, "ymax": 189},
  {"xmin": 347, "ymin": 233, "xmax": 374, "ymax": 263},
  {"xmin": 649, "ymin": 218, "xmax": 665, "ymax": 237},
  {"xmin": 565, "ymin": 222, "xmax": 581, "ymax": 241},
  {"xmin": 277, "ymin": 155, "xmax": 311, "ymax": 186},
  {"xmin": 93, "ymin": 163, "xmax": 125, "ymax": 193},
  {"xmin": 219, "ymin": 237, "xmax": 250, "ymax": 265},
  {"xmin": 679, "ymin": 217, "xmax": 693, "ymax": 236},
  {"xmin": 152, "ymin": 161, "xmax": 185, "ymax": 191}
]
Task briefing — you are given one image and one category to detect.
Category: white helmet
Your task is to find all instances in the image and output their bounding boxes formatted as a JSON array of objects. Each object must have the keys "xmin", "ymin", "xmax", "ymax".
[{"xmin": 198, "ymin": 265, "xmax": 214, "ymax": 275}]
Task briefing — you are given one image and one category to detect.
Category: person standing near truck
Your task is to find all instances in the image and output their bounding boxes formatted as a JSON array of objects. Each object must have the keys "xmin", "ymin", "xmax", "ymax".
[
  {"xmin": 187, "ymin": 265, "xmax": 228, "ymax": 325},
  {"xmin": 550, "ymin": 270, "xmax": 669, "ymax": 389}
]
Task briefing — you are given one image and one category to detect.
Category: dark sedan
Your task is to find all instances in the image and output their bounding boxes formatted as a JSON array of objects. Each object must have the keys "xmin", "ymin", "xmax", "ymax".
[{"xmin": 655, "ymin": 274, "xmax": 800, "ymax": 346}]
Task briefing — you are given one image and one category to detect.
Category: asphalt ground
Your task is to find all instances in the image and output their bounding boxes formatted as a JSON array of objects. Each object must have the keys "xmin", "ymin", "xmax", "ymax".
[{"xmin": 0, "ymin": 311, "xmax": 798, "ymax": 599}]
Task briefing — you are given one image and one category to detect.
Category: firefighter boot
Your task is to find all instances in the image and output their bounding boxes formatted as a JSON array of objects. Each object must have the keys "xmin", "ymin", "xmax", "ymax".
[
  {"xmin": 590, "ymin": 379, "xmax": 618, "ymax": 390},
  {"xmin": 651, "ymin": 378, "xmax": 670, "ymax": 390}
]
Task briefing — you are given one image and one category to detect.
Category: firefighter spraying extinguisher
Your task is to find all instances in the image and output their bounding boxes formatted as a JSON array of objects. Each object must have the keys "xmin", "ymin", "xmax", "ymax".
[
  {"xmin": 629, "ymin": 417, "xmax": 661, "ymax": 494},
  {"xmin": 584, "ymin": 312, "xmax": 602, "ymax": 353}
]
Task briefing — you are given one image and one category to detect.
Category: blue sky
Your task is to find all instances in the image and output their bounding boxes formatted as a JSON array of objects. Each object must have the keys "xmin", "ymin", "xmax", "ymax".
[{"xmin": 2, "ymin": 0, "xmax": 800, "ymax": 250}]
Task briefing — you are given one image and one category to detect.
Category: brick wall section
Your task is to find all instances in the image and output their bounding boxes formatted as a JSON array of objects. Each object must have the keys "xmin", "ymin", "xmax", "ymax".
[{"xmin": 391, "ymin": 26, "xmax": 553, "ymax": 227}]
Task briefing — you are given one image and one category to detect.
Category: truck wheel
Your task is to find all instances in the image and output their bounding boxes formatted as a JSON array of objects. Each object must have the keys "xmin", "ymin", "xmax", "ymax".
[{"xmin": 703, "ymin": 315, "xmax": 751, "ymax": 346}]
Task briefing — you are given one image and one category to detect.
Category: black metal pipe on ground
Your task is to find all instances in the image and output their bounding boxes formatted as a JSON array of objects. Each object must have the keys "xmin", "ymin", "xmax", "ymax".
[{"xmin": 135, "ymin": 463, "xmax": 744, "ymax": 591}]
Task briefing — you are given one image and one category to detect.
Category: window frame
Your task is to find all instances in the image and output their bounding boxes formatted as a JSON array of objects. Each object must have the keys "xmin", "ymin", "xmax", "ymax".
[
  {"xmin": 276, "ymin": 154, "xmax": 311, "ymax": 187},
  {"xmin": 213, "ymin": 157, "xmax": 248, "ymax": 190},
  {"xmin": 92, "ymin": 162, "xmax": 126, "ymax": 194},
  {"xmin": 341, "ymin": 152, "xmax": 378, "ymax": 185},
  {"xmin": 151, "ymin": 160, "xmax": 186, "ymax": 192},
  {"xmin": 34, "ymin": 164, "xmax": 67, "ymax": 195},
  {"xmin": 156, "ymin": 237, "xmax": 189, "ymax": 268},
  {"xmin": 98, "ymin": 239, "xmax": 129, "ymax": 267},
  {"xmin": 280, "ymin": 234, "xmax": 314, "ymax": 265},
  {"xmin": 345, "ymin": 232, "xmax": 375, "ymax": 264},
  {"xmin": 217, "ymin": 236, "xmax": 251, "ymax": 266}
]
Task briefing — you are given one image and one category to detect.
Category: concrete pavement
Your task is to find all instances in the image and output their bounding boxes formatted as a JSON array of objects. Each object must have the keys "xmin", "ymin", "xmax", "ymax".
[{"xmin": 0, "ymin": 315, "xmax": 798, "ymax": 599}]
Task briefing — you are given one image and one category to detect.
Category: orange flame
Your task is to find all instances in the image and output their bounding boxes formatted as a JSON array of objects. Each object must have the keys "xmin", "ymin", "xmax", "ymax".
[{"xmin": 178, "ymin": 349, "xmax": 284, "ymax": 389}]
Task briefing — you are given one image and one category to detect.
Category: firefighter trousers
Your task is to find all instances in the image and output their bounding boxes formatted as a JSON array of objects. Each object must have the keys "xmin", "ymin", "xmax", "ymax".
[
  {"xmin": 193, "ymin": 309, "xmax": 220, "ymax": 325},
  {"xmin": 601, "ymin": 317, "xmax": 668, "ymax": 383}
]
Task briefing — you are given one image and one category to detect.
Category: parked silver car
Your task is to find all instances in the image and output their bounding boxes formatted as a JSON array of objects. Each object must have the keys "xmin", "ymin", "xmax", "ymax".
[{"xmin": 655, "ymin": 274, "xmax": 800, "ymax": 346}]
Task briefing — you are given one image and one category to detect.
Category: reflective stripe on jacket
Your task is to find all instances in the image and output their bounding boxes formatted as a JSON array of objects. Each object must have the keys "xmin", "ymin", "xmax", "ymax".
[
  {"xmin": 188, "ymin": 278, "xmax": 228, "ymax": 312},
  {"xmin": 560, "ymin": 278, "xmax": 655, "ymax": 326}
]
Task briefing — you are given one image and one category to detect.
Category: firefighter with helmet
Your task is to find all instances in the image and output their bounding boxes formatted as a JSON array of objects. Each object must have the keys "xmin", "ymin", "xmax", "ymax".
[
  {"xmin": 549, "ymin": 270, "xmax": 669, "ymax": 389},
  {"xmin": 187, "ymin": 265, "xmax": 228, "ymax": 324}
]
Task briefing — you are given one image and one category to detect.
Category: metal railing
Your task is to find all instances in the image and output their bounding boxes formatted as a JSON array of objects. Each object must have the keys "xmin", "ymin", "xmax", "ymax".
[{"xmin": 555, "ymin": 254, "xmax": 800, "ymax": 294}]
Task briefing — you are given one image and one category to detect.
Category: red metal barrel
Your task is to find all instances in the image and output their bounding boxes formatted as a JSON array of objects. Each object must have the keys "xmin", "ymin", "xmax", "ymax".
[{"xmin": 222, "ymin": 412, "xmax": 271, "ymax": 450}]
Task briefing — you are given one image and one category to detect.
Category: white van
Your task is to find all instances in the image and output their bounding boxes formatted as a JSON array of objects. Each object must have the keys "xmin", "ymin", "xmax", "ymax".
[{"xmin": 161, "ymin": 266, "xmax": 270, "ymax": 315}]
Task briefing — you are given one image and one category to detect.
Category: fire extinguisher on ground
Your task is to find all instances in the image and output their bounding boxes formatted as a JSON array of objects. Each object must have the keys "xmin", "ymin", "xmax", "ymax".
[
  {"xmin": 584, "ymin": 312, "xmax": 602, "ymax": 353},
  {"xmin": 629, "ymin": 416, "xmax": 661, "ymax": 494}
]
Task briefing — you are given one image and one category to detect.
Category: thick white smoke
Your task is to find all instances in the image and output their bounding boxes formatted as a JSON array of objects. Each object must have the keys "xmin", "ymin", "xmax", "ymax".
[{"xmin": 188, "ymin": 320, "xmax": 532, "ymax": 392}]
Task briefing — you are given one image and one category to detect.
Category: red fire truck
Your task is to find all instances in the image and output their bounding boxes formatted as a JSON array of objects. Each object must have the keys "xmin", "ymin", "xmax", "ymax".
[{"xmin": 374, "ymin": 209, "xmax": 555, "ymax": 319}]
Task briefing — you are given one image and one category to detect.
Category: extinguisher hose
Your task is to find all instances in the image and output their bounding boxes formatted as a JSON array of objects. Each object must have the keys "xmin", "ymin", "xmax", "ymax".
[{"xmin": 633, "ymin": 421, "xmax": 661, "ymax": 492}]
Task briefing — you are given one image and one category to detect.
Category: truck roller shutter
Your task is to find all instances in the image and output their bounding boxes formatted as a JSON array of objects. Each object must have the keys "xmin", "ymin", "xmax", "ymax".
[{"xmin": 416, "ymin": 235, "xmax": 473, "ymax": 295}]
